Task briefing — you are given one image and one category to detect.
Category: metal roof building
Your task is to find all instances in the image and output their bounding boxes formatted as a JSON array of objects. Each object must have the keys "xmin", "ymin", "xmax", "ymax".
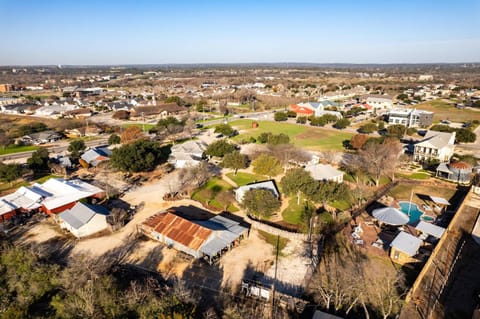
[{"xmin": 140, "ymin": 210, "xmax": 249, "ymax": 264}]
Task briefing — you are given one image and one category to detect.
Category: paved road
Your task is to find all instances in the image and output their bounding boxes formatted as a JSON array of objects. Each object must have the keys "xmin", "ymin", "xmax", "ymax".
[{"xmin": 0, "ymin": 136, "xmax": 109, "ymax": 163}]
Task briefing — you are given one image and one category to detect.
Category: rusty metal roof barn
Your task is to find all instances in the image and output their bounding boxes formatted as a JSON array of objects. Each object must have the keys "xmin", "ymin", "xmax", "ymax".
[{"xmin": 140, "ymin": 210, "xmax": 249, "ymax": 263}]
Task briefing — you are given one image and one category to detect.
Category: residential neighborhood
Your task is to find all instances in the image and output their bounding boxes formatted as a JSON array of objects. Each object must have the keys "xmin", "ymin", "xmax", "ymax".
[{"xmin": 1, "ymin": 1, "xmax": 480, "ymax": 318}]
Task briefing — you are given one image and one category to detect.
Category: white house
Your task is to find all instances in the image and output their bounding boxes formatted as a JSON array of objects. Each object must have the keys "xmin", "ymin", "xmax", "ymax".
[
  {"xmin": 57, "ymin": 202, "xmax": 109, "ymax": 238},
  {"xmin": 168, "ymin": 140, "xmax": 207, "ymax": 168},
  {"xmin": 414, "ymin": 131, "xmax": 455, "ymax": 162},
  {"xmin": 387, "ymin": 108, "xmax": 433, "ymax": 128},
  {"xmin": 235, "ymin": 181, "xmax": 280, "ymax": 203},
  {"xmin": 305, "ymin": 163, "xmax": 344, "ymax": 183},
  {"xmin": 364, "ymin": 95, "xmax": 393, "ymax": 110}
]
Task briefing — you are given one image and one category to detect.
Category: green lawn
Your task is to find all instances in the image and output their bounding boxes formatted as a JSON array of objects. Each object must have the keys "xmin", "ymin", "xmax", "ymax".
[
  {"xmin": 121, "ymin": 123, "xmax": 156, "ymax": 131},
  {"xmin": 257, "ymin": 230, "xmax": 290, "ymax": 256},
  {"xmin": 282, "ymin": 196, "xmax": 305, "ymax": 225},
  {"xmin": 230, "ymin": 120, "xmax": 352, "ymax": 151},
  {"xmin": 416, "ymin": 99, "xmax": 480, "ymax": 123},
  {"xmin": 191, "ymin": 177, "xmax": 238, "ymax": 211},
  {"xmin": 396, "ymin": 172, "xmax": 431, "ymax": 180},
  {"xmin": 226, "ymin": 172, "xmax": 267, "ymax": 186},
  {"xmin": 0, "ymin": 145, "xmax": 39, "ymax": 155}
]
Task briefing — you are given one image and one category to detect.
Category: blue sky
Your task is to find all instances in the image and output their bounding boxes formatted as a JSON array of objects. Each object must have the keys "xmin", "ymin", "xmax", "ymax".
[{"xmin": 1, "ymin": 0, "xmax": 479, "ymax": 65}]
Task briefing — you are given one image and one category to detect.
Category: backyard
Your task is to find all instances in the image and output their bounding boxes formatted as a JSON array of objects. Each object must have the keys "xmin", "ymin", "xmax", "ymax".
[
  {"xmin": 191, "ymin": 177, "xmax": 238, "ymax": 212},
  {"xmin": 230, "ymin": 119, "xmax": 353, "ymax": 151},
  {"xmin": 225, "ymin": 171, "xmax": 267, "ymax": 186}
]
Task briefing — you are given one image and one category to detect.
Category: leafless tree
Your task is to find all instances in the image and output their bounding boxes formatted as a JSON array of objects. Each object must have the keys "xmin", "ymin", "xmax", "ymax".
[{"xmin": 269, "ymin": 144, "xmax": 311, "ymax": 173}]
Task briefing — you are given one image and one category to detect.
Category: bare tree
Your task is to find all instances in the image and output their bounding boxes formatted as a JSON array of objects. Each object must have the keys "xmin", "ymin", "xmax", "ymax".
[{"xmin": 269, "ymin": 144, "xmax": 311, "ymax": 173}]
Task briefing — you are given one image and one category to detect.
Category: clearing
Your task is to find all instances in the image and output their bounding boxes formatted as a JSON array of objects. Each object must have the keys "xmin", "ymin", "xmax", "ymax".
[{"xmin": 416, "ymin": 99, "xmax": 480, "ymax": 123}]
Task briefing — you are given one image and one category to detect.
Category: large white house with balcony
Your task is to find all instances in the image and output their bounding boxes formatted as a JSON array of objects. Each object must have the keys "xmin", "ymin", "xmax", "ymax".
[{"xmin": 413, "ymin": 131, "xmax": 455, "ymax": 163}]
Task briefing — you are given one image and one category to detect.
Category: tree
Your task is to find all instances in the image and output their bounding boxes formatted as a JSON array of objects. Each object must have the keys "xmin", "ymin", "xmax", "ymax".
[
  {"xmin": 252, "ymin": 154, "xmax": 282, "ymax": 178},
  {"xmin": 455, "ymin": 128, "xmax": 476, "ymax": 143},
  {"xmin": 214, "ymin": 124, "xmax": 235, "ymax": 136},
  {"xmin": 274, "ymin": 111, "xmax": 288, "ymax": 121},
  {"xmin": 110, "ymin": 140, "xmax": 169, "ymax": 172},
  {"xmin": 386, "ymin": 124, "xmax": 406, "ymax": 139},
  {"xmin": 205, "ymin": 140, "xmax": 236, "ymax": 157},
  {"xmin": 309, "ymin": 116, "xmax": 327, "ymax": 126},
  {"xmin": 269, "ymin": 143, "xmax": 310, "ymax": 172},
  {"xmin": 0, "ymin": 129, "xmax": 12, "ymax": 150},
  {"xmin": 333, "ymin": 118, "xmax": 350, "ymax": 129},
  {"xmin": 112, "ymin": 110, "xmax": 130, "ymax": 120},
  {"xmin": 358, "ymin": 139, "xmax": 402, "ymax": 186},
  {"xmin": 121, "ymin": 126, "xmax": 144, "ymax": 144},
  {"xmin": 286, "ymin": 110, "xmax": 297, "ymax": 118},
  {"xmin": 350, "ymin": 134, "xmax": 369, "ymax": 150},
  {"xmin": 68, "ymin": 139, "xmax": 86, "ymax": 160},
  {"xmin": 242, "ymin": 188, "xmax": 281, "ymax": 218},
  {"xmin": 108, "ymin": 133, "xmax": 121, "ymax": 145},
  {"xmin": 358, "ymin": 123, "xmax": 377, "ymax": 134},
  {"xmin": 222, "ymin": 151, "xmax": 248, "ymax": 175},
  {"xmin": 280, "ymin": 168, "xmax": 316, "ymax": 204},
  {"xmin": 0, "ymin": 163, "xmax": 22, "ymax": 184},
  {"xmin": 27, "ymin": 147, "xmax": 50, "ymax": 173}
]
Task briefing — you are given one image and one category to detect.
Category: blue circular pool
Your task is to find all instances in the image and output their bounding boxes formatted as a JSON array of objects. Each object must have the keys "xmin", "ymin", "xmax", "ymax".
[{"xmin": 399, "ymin": 201, "xmax": 424, "ymax": 223}]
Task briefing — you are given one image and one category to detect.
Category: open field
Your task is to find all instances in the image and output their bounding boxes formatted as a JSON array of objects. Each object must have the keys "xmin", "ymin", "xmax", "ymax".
[
  {"xmin": 416, "ymin": 99, "xmax": 480, "ymax": 123},
  {"xmin": 230, "ymin": 119, "xmax": 352, "ymax": 151}
]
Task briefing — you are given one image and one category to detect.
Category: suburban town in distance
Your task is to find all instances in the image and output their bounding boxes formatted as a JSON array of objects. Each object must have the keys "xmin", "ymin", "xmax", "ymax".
[{"xmin": 1, "ymin": 1, "xmax": 480, "ymax": 319}]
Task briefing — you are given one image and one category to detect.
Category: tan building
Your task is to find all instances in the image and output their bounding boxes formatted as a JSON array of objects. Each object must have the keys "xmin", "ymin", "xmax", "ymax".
[{"xmin": 390, "ymin": 231, "xmax": 423, "ymax": 265}]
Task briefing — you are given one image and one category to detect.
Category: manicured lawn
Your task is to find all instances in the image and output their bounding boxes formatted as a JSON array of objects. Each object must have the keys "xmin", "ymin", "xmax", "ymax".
[
  {"xmin": 0, "ymin": 145, "xmax": 39, "ymax": 155},
  {"xmin": 191, "ymin": 177, "xmax": 238, "ymax": 211},
  {"xmin": 416, "ymin": 99, "xmax": 480, "ymax": 123},
  {"xmin": 257, "ymin": 230, "xmax": 290, "ymax": 256},
  {"xmin": 230, "ymin": 120, "xmax": 352, "ymax": 151},
  {"xmin": 226, "ymin": 172, "xmax": 267, "ymax": 186},
  {"xmin": 282, "ymin": 196, "xmax": 305, "ymax": 225}
]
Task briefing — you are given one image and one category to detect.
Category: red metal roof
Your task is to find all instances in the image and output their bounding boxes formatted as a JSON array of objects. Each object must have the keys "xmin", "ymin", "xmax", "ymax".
[
  {"xmin": 449, "ymin": 161, "xmax": 472, "ymax": 170},
  {"xmin": 290, "ymin": 104, "xmax": 314, "ymax": 115},
  {"xmin": 142, "ymin": 211, "xmax": 212, "ymax": 251}
]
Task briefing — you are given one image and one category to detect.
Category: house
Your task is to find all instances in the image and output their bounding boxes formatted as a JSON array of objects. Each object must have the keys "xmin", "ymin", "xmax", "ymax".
[
  {"xmin": 363, "ymin": 94, "xmax": 393, "ymax": 110},
  {"xmin": 35, "ymin": 178, "xmax": 104, "ymax": 215},
  {"xmin": 20, "ymin": 130, "xmax": 62, "ymax": 145},
  {"xmin": 140, "ymin": 210, "xmax": 249, "ymax": 264},
  {"xmin": 292, "ymin": 101, "xmax": 342, "ymax": 118},
  {"xmin": 81, "ymin": 146, "xmax": 112, "ymax": 167},
  {"xmin": 387, "ymin": 108, "xmax": 433, "ymax": 128},
  {"xmin": 390, "ymin": 231, "xmax": 423, "ymax": 265},
  {"xmin": 168, "ymin": 140, "xmax": 206, "ymax": 169},
  {"xmin": 57, "ymin": 202, "xmax": 109, "ymax": 238},
  {"xmin": 235, "ymin": 180, "xmax": 280, "ymax": 203},
  {"xmin": 64, "ymin": 108, "xmax": 92, "ymax": 118},
  {"xmin": 130, "ymin": 103, "xmax": 187, "ymax": 120},
  {"xmin": 0, "ymin": 199, "xmax": 17, "ymax": 222},
  {"xmin": 413, "ymin": 131, "xmax": 455, "ymax": 162},
  {"xmin": 305, "ymin": 163, "xmax": 343, "ymax": 183},
  {"xmin": 289, "ymin": 104, "xmax": 314, "ymax": 116}
]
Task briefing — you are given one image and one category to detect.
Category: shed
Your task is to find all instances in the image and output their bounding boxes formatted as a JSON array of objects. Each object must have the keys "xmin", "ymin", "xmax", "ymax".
[
  {"xmin": 57, "ymin": 202, "xmax": 109, "ymax": 238},
  {"xmin": 305, "ymin": 163, "xmax": 343, "ymax": 183},
  {"xmin": 390, "ymin": 231, "xmax": 423, "ymax": 264}
]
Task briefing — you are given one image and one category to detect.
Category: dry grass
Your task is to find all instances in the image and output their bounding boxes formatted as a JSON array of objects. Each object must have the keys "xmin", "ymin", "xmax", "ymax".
[{"xmin": 415, "ymin": 99, "xmax": 480, "ymax": 123}]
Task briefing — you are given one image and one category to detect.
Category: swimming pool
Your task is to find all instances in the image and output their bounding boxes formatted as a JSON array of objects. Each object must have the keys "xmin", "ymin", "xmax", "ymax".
[{"xmin": 399, "ymin": 201, "xmax": 423, "ymax": 223}]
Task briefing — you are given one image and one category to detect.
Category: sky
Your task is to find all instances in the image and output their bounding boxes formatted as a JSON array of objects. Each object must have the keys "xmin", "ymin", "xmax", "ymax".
[{"xmin": 1, "ymin": 0, "xmax": 479, "ymax": 65}]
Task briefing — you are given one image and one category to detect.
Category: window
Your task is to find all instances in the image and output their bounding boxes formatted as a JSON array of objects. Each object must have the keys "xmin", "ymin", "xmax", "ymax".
[{"xmin": 393, "ymin": 250, "xmax": 400, "ymax": 259}]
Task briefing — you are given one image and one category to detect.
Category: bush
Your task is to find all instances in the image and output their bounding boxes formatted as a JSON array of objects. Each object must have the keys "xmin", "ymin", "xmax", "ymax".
[
  {"xmin": 214, "ymin": 124, "xmax": 234, "ymax": 136},
  {"xmin": 274, "ymin": 111, "xmax": 288, "ymax": 121},
  {"xmin": 286, "ymin": 110, "xmax": 297, "ymax": 118},
  {"xmin": 296, "ymin": 116, "xmax": 307, "ymax": 124},
  {"xmin": 358, "ymin": 123, "xmax": 377, "ymax": 134},
  {"xmin": 205, "ymin": 139, "xmax": 236, "ymax": 157},
  {"xmin": 333, "ymin": 118, "xmax": 350, "ymax": 129}
]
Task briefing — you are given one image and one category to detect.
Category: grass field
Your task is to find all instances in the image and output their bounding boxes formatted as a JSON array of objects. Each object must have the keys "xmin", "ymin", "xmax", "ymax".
[
  {"xmin": 396, "ymin": 172, "xmax": 431, "ymax": 180},
  {"xmin": 191, "ymin": 177, "xmax": 238, "ymax": 212},
  {"xmin": 282, "ymin": 196, "xmax": 306, "ymax": 225},
  {"xmin": 226, "ymin": 172, "xmax": 267, "ymax": 186},
  {"xmin": 416, "ymin": 99, "xmax": 480, "ymax": 123},
  {"xmin": 387, "ymin": 183, "xmax": 456, "ymax": 204},
  {"xmin": 0, "ymin": 145, "xmax": 39, "ymax": 155},
  {"xmin": 230, "ymin": 120, "xmax": 352, "ymax": 151}
]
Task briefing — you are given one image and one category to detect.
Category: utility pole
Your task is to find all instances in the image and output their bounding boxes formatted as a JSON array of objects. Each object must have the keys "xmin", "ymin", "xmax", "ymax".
[{"xmin": 271, "ymin": 235, "xmax": 280, "ymax": 319}]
